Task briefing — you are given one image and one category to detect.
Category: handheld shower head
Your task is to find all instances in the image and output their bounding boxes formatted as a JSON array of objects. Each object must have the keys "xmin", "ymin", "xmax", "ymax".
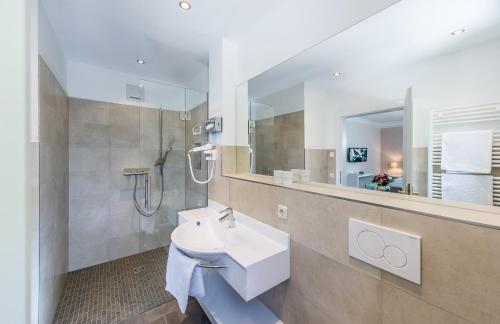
[{"xmin": 155, "ymin": 146, "xmax": 173, "ymax": 167}]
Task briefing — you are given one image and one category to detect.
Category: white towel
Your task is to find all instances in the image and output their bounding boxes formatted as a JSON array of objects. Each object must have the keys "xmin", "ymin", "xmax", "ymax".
[
  {"xmin": 165, "ymin": 244, "xmax": 205, "ymax": 313},
  {"xmin": 442, "ymin": 173, "xmax": 493, "ymax": 205},
  {"xmin": 441, "ymin": 130, "xmax": 493, "ymax": 173}
]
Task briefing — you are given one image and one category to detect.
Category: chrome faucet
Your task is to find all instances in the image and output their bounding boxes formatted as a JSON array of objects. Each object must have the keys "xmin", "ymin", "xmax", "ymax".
[{"xmin": 218, "ymin": 207, "xmax": 235, "ymax": 228}]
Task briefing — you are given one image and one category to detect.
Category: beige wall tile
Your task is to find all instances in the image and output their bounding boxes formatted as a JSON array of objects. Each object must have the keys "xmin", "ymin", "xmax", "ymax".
[
  {"xmin": 69, "ymin": 98, "xmax": 109, "ymax": 125},
  {"xmin": 209, "ymin": 148, "xmax": 500, "ymax": 324},
  {"xmin": 109, "ymin": 103, "xmax": 140, "ymax": 148},
  {"xmin": 69, "ymin": 99, "xmax": 187, "ymax": 270},
  {"xmin": 208, "ymin": 175, "xmax": 230, "ymax": 206},
  {"xmin": 228, "ymin": 178, "xmax": 278, "ymax": 226},
  {"xmin": 69, "ymin": 121, "xmax": 110, "ymax": 148},
  {"xmin": 139, "ymin": 107, "xmax": 160, "ymax": 151},
  {"xmin": 276, "ymin": 186, "xmax": 382, "ymax": 277},
  {"xmin": 288, "ymin": 241, "xmax": 382, "ymax": 324},
  {"xmin": 382, "ymin": 285, "xmax": 471, "ymax": 324},
  {"xmin": 381, "ymin": 207, "xmax": 500, "ymax": 323},
  {"xmin": 39, "ymin": 56, "xmax": 69, "ymax": 324},
  {"xmin": 221, "ymin": 146, "xmax": 237, "ymax": 175},
  {"xmin": 254, "ymin": 110, "xmax": 305, "ymax": 175},
  {"xmin": 305, "ymin": 149, "xmax": 329, "ymax": 183},
  {"xmin": 260, "ymin": 281, "xmax": 337, "ymax": 324}
]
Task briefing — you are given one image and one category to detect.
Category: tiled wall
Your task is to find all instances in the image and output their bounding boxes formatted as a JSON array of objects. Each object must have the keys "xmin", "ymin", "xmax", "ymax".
[
  {"xmin": 210, "ymin": 146, "xmax": 500, "ymax": 324},
  {"xmin": 185, "ymin": 103, "xmax": 209, "ymax": 209},
  {"xmin": 39, "ymin": 57, "xmax": 69, "ymax": 324},
  {"xmin": 68, "ymin": 99, "xmax": 186, "ymax": 270},
  {"xmin": 304, "ymin": 148, "xmax": 336, "ymax": 184},
  {"xmin": 254, "ymin": 111, "xmax": 305, "ymax": 175}
]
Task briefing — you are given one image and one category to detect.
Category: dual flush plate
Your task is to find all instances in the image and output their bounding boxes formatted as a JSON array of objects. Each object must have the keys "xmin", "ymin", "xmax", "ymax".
[{"xmin": 348, "ymin": 218, "xmax": 421, "ymax": 284}]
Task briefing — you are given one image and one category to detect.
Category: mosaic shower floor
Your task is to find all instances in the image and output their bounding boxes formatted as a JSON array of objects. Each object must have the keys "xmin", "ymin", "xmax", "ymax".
[{"xmin": 54, "ymin": 247, "xmax": 180, "ymax": 324}]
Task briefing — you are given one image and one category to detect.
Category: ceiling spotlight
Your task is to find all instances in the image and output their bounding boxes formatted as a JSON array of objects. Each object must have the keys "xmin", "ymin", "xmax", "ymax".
[
  {"xmin": 333, "ymin": 72, "xmax": 341, "ymax": 77},
  {"xmin": 136, "ymin": 59, "xmax": 146, "ymax": 64},
  {"xmin": 179, "ymin": 1, "xmax": 191, "ymax": 10},
  {"xmin": 450, "ymin": 29, "xmax": 466, "ymax": 36}
]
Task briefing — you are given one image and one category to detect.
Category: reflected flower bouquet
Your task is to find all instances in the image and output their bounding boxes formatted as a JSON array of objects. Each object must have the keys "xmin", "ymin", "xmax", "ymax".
[{"xmin": 371, "ymin": 173, "xmax": 393, "ymax": 187}]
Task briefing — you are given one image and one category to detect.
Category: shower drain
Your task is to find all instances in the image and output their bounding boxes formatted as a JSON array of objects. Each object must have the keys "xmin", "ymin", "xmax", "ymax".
[{"xmin": 133, "ymin": 265, "xmax": 145, "ymax": 273}]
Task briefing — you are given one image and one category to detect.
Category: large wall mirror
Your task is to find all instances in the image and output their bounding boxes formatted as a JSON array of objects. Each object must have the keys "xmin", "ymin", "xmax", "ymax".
[{"xmin": 233, "ymin": 0, "xmax": 500, "ymax": 210}]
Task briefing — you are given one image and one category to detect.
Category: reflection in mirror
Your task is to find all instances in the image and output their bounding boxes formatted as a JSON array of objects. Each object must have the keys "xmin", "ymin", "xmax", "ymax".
[
  {"xmin": 342, "ymin": 108, "xmax": 404, "ymax": 193},
  {"xmin": 248, "ymin": 84, "xmax": 305, "ymax": 175},
  {"xmin": 235, "ymin": 0, "xmax": 500, "ymax": 209}
]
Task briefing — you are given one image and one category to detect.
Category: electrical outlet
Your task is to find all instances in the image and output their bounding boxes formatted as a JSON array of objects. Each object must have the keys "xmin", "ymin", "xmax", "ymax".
[{"xmin": 277, "ymin": 205, "xmax": 288, "ymax": 220}]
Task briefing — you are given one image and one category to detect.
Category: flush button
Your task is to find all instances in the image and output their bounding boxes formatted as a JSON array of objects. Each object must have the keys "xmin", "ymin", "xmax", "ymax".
[
  {"xmin": 357, "ymin": 230, "xmax": 385, "ymax": 259},
  {"xmin": 383, "ymin": 245, "xmax": 407, "ymax": 268},
  {"xmin": 349, "ymin": 218, "xmax": 421, "ymax": 284}
]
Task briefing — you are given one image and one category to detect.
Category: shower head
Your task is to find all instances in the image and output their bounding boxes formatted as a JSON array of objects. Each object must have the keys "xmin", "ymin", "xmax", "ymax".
[{"xmin": 155, "ymin": 145, "xmax": 174, "ymax": 167}]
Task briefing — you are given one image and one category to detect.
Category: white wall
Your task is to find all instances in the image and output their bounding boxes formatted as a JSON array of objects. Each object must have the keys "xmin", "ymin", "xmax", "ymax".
[
  {"xmin": 296, "ymin": 38, "xmax": 500, "ymax": 183},
  {"xmin": 212, "ymin": 0, "xmax": 401, "ymax": 146},
  {"xmin": 325, "ymin": 38, "xmax": 500, "ymax": 148},
  {"xmin": 38, "ymin": 2, "xmax": 66, "ymax": 89},
  {"xmin": 0, "ymin": 0, "xmax": 33, "ymax": 322},
  {"xmin": 304, "ymin": 82, "xmax": 337, "ymax": 149},
  {"xmin": 236, "ymin": 0, "xmax": 400, "ymax": 83},
  {"xmin": 342, "ymin": 119, "xmax": 381, "ymax": 180},
  {"xmin": 252, "ymin": 83, "xmax": 304, "ymax": 120},
  {"xmin": 236, "ymin": 82, "xmax": 249, "ymax": 146},
  {"xmin": 208, "ymin": 38, "xmax": 239, "ymax": 145},
  {"xmin": 185, "ymin": 66, "xmax": 209, "ymax": 92},
  {"xmin": 67, "ymin": 61, "xmax": 207, "ymax": 111}
]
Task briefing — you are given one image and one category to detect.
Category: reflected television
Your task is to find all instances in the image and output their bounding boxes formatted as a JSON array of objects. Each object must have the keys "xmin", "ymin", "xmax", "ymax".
[{"xmin": 347, "ymin": 148, "xmax": 367, "ymax": 162}]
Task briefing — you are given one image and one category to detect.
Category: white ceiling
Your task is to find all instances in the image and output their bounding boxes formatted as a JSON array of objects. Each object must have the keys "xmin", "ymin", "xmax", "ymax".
[
  {"xmin": 41, "ymin": 0, "xmax": 285, "ymax": 86},
  {"xmin": 349, "ymin": 109, "xmax": 404, "ymax": 128},
  {"xmin": 249, "ymin": 0, "xmax": 500, "ymax": 98}
]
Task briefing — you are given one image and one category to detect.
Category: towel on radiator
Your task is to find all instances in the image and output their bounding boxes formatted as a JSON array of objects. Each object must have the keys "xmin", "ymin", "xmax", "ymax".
[
  {"xmin": 441, "ymin": 130, "xmax": 493, "ymax": 174},
  {"xmin": 165, "ymin": 244, "xmax": 205, "ymax": 313},
  {"xmin": 442, "ymin": 173, "xmax": 493, "ymax": 206}
]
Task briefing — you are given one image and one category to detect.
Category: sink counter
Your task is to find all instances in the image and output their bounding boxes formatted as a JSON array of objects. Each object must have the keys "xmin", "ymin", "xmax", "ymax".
[
  {"xmin": 175, "ymin": 201, "xmax": 290, "ymax": 302},
  {"xmin": 178, "ymin": 205, "xmax": 288, "ymax": 269}
]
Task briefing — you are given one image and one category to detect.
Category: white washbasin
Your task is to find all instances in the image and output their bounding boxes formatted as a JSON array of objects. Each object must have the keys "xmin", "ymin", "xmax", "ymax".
[
  {"xmin": 171, "ymin": 216, "xmax": 226, "ymax": 261},
  {"xmin": 174, "ymin": 203, "xmax": 290, "ymax": 301}
]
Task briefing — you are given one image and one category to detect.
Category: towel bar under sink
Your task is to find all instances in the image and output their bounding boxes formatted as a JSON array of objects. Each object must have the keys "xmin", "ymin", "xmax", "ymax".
[
  {"xmin": 175, "ymin": 247, "xmax": 227, "ymax": 269},
  {"xmin": 197, "ymin": 264, "xmax": 227, "ymax": 269}
]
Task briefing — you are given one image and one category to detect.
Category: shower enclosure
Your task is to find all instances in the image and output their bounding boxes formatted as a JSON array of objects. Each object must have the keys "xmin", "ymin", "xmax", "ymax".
[
  {"xmin": 38, "ymin": 71, "xmax": 209, "ymax": 323},
  {"xmin": 133, "ymin": 80, "xmax": 209, "ymax": 253}
]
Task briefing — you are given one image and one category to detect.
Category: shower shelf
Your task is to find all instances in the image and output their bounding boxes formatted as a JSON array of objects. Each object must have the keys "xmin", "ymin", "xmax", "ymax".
[{"xmin": 123, "ymin": 167, "xmax": 150, "ymax": 176}]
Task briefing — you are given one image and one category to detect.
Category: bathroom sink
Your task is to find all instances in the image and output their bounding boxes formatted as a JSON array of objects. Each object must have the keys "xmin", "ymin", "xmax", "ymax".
[
  {"xmin": 174, "ymin": 204, "xmax": 290, "ymax": 301},
  {"xmin": 171, "ymin": 215, "xmax": 226, "ymax": 261}
]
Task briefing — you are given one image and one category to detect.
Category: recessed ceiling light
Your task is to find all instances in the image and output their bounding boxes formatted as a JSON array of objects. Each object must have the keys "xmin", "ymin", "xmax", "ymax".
[
  {"xmin": 136, "ymin": 59, "xmax": 146, "ymax": 64},
  {"xmin": 179, "ymin": 1, "xmax": 191, "ymax": 10},
  {"xmin": 450, "ymin": 29, "xmax": 466, "ymax": 36},
  {"xmin": 333, "ymin": 72, "xmax": 341, "ymax": 77}
]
